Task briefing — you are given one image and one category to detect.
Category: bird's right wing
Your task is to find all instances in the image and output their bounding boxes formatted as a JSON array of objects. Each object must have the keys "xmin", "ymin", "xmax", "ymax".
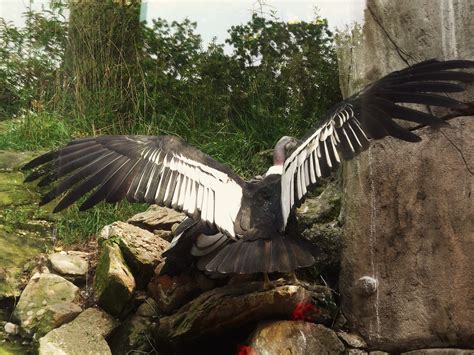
[
  {"xmin": 22, "ymin": 135, "xmax": 245, "ymax": 237},
  {"xmin": 280, "ymin": 59, "xmax": 474, "ymax": 228}
]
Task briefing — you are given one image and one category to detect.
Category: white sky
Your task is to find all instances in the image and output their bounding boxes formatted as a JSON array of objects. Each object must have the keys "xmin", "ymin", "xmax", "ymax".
[
  {"xmin": 143, "ymin": 0, "xmax": 366, "ymax": 45},
  {"xmin": 1, "ymin": 0, "xmax": 366, "ymax": 46}
]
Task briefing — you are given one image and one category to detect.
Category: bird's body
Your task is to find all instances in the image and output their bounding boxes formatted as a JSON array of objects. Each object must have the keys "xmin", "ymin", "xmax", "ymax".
[
  {"xmin": 163, "ymin": 172, "xmax": 317, "ymax": 275},
  {"xmin": 23, "ymin": 59, "xmax": 474, "ymax": 275}
]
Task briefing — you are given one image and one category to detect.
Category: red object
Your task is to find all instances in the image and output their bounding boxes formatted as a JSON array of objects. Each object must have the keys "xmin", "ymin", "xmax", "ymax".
[
  {"xmin": 292, "ymin": 301, "xmax": 320, "ymax": 322},
  {"xmin": 237, "ymin": 345, "xmax": 257, "ymax": 355}
]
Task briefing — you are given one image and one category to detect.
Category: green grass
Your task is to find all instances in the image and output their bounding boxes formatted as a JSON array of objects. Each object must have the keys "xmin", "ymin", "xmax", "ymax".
[
  {"xmin": 55, "ymin": 201, "xmax": 148, "ymax": 244},
  {"xmin": 0, "ymin": 111, "xmax": 72, "ymax": 151}
]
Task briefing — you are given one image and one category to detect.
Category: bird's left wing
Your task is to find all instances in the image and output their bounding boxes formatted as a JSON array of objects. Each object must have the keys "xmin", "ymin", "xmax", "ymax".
[
  {"xmin": 22, "ymin": 135, "xmax": 244, "ymax": 236},
  {"xmin": 280, "ymin": 59, "xmax": 474, "ymax": 228}
]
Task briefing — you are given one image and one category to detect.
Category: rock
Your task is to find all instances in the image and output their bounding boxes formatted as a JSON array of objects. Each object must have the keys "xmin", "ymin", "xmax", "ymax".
[
  {"xmin": 136, "ymin": 297, "xmax": 158, "ymax": 317},
  {"xmin": 99, "ymin": 221, "xmax": 169, "ymax": 286},
  {"xmin": 297, "ymin": 181, "xmax": 342, "ymax": 228},
  {"xmin": 0, "ymin": 231, "xmax": 43, "ymax": 299},
  {"xmin": 0, "ymin": 152, "xmax": 52, "ymax": 299},
  {"xmin": 248, "ymin": 321, "xmax": 345, "ymax": 354},
  {"xmin": 355, "ymin": 276, "xmax": 378, "ymax": 296},
  {"xmin": 38, "ymin": 307, "xmax": 118, "ymax": 355},
  {"xmin": 369, "ymin": 352, "xmax": 389, "ymax": 355},
  {"xmin": 108, "ymin": 299, "xmax": 159, "ymax": 355},
  {"xmin": 13, "ymin": 273, "xmax": 81, "ymax": 338},
  {"xmin": 108, "ymin": 314, "xmax": 155, "ymax": 354},
  {"xmin": 337, "ymin": 1, "xmax": 473, "ymax": 100},
  {"xmin": 300, "ymin": 220, "xmax": 342, "ymax": 277},
  {"xmin": 337, "ymin": 0, "xmax": 474, "ymax": 351},
  {"xmin": 148, "ymin": 263, "xmax": 215, "ymax": 314},
  {"xmin": 348, "ymin": 350, "xmax": 368, "ymax": 355},
  {"xmin": 49, "ymin": 252, "xmax": 88, "ymax": 279},
  {"xmin": 4, "ymin": 322, "xmax": 19, "ymax": 335},
  {"xmin": 94, "ymin": 241, "xmax": 136, "ymax": 316},
  {"xmin": 154, "ymin": 229, "xmax": 173, "ymax": 242},
  {"xmin": 127, "ymin": 205, "xmax": 184, "ymax": 232},
  {"xmin": 155, "ymin": 281, "xmax": 335, "ymax": 343},
  {"xmin": 0, "ymin": 150, "xmax": 37, "ymax": 172},
  {"xmin": 338, "ymin": 331, "xmax": 367, "ymax": 349},
  {"xmin": 0, "ymin": 171, "xmax": 36, "ymax": 208},
  {"xmin": 296, "ymin": 181, "xmax": 343, "ymax": 283},
  {"xmin": 402, "ymin": 350, "xmax": 474, "ymax": 355},
  {"xmin": 342, "ymin": 116, "xmax": 474, "ymax": 349},
  {"xmin": 333, "ymin": 312, "xmax": 347, "ymax": 330}
]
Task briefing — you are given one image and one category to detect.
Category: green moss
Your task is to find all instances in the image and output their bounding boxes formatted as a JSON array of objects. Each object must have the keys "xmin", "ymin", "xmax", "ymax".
[
  {"xmin": 0, "ymin": 151, "xmax": 38, "ymax": 172},
  {"xmin": 0, "ymin": 231, "xmax": 50, "ymax": 298}
]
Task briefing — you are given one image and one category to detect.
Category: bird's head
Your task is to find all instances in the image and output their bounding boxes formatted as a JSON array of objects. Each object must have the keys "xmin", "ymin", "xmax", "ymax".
[
  {"xmin": 265, "ymin": 136, "xmax": 299, "ymax": 176},
  {"xmin": 273, "ymin": 136, "xmax": 299, "ymax": 165}
]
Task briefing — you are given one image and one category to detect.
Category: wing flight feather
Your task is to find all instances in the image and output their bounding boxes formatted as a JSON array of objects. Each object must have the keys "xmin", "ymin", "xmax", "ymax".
[
  {"xmin": 23, "ymin": 135, "xmax": 244, "ymax": 236},
  {"xmin": 281, "ymin": 59, "xmax": 474, "ymax": 228}
]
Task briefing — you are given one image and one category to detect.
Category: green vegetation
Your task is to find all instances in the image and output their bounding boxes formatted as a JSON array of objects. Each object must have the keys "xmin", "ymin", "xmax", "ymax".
[{"xmin": 0, "ymin": 1, "xmax": 342, "ymax": 242}]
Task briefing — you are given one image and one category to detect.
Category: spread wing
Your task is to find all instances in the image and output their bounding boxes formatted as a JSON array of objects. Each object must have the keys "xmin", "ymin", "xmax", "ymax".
[
  {"xmin": 281, "ymin": 59, "xmax": 474, "ymax": 228},
  {"xmin": 22, "ymin": 135, "xmax": 244, "ymax": 236}
]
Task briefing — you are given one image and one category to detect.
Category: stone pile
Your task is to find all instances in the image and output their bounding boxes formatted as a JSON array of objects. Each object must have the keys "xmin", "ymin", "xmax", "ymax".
[
  {"xmin": 4, "ymin": 175, "xmax": 472, "ymax": 354},
  {"xmin": 4, "ymin": 193, "xmax": 351, "ymax": 354}
]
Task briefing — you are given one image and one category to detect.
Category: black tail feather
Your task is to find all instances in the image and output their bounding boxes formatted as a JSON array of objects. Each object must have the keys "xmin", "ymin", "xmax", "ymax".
[{"xmin": 203, "ymin": 234, "xmax": 317, "ymax": 274}]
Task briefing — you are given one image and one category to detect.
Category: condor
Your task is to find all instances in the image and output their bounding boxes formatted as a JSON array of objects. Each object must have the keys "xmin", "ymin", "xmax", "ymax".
[{"xmin": 23, "ymin": 59, "xmax": 474, "ymax": 274}]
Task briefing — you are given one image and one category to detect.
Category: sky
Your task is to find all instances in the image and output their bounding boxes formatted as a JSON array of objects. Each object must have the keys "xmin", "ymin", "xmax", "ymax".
[
  {"xmin": 142, "ymin": 0, "xmax": 366, "ymax": 45},
  {"xmin": 1, "ymin": 0, "xmax": 366, "ymax": 46}
]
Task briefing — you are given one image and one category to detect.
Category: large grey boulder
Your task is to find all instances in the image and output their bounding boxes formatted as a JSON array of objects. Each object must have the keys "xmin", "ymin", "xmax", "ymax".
[
  {"xmin": 248, "ymin": 321, "xmax": 345, "ymax": 355},
  {"xmin": 38, "ymin": 307, "xmax": 118, "ymax": 355},
  {"xmin": 155, "ymin": 281, "xmax": 335, "ymax": 343},
  {"xmin": 337, "ymin": 0, "xmax": 474, "ymax": 352},
  {"xmin": 13, "ymin": 273, "xmax": 81, "ymax": 338}
]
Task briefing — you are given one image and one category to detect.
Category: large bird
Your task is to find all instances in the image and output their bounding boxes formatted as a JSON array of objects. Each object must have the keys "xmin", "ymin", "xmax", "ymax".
[{"xmin": 23, "ymin": 59, "xmax": 474, "ymax": 275}]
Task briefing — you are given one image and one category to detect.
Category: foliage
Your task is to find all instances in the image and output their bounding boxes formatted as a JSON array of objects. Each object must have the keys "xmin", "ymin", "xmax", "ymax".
[
  {"xmin": 0, "ymin": 6, "xmax": 67, "ymax": 118},
  {"xmin": 0, "ymin": 1, "xmax": 342, "ymax": 241}
]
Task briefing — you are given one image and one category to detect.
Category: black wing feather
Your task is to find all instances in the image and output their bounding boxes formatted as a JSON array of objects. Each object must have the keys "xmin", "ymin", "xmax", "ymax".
[{"xmin": 281, "ymin": 59, "xmax": 474, "ymax": 228}]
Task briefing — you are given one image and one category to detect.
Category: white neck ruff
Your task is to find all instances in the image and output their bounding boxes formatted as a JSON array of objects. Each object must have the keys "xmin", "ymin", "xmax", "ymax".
[{"xmin": 265, "ymin": 165, "xmax": 283, "ymax": 176}]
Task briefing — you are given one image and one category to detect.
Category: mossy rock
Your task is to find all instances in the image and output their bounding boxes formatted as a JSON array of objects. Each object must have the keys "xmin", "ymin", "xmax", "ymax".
[
  {"xmin": 0, "ymin": 151, "xmax": 37, "ymax": 172},
  {"xmin": 94, "ymin": 241, "xmax": 136, "ymax": 316},
  {"xmin": 13, "ymin": 273, "xmax": 81, "ymax": 338},
  {"xmin": 109, "ymin": 317, "xmax": 155, "ymax": 355},
  {"xmin": 0, "ymin": 231, "xmax": 50, "ymax": 298},
  {"xmin": 0, "ymin": 151, "xmax": 54, "ymax": 299},
  {"xmin": 0, "ymin": 172, "xmax": 37, "ymax": 208},
  {"xmin": 99, "ymin": 221, "xmax": 169, "ymax": 288}
]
